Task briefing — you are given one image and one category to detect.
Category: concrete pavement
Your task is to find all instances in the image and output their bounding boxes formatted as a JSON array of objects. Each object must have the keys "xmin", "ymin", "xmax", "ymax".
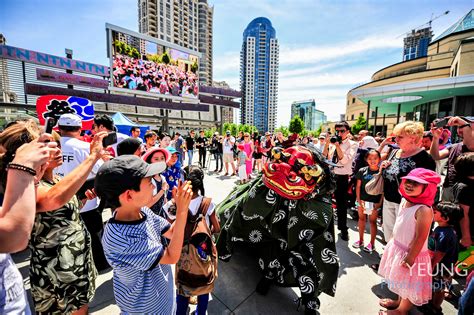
[{"xmin": 13, "ymin": 154, "xmax": 460, "ymax": 314}]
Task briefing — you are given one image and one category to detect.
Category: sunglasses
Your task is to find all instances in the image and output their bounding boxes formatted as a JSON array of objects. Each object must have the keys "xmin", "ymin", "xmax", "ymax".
[{"xmin": 335, "ymin": 129, "xmax": 346, "ymax": 134}]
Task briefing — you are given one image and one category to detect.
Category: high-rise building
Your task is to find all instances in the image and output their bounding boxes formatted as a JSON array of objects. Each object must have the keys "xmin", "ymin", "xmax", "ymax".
[
  {"xmin": 138, "ymin": 0, "xmax": 212, "ymax": 84},
  {"xmin": 198, "ymin": 0, "xmax": 213, "ymax": 85},
  {"xmin": 240, "ymin": 17, "xmax": 279, "ymax": 133},
  {"xmin": 291, "ymin": 99, "xmax": 327, "ymax": 130},
  {"xmin": 0, "ymin": 34, "xmax": 16, "ymax": 104},
  {"xmin": 403, "ymin": 27, "xmax": 433, "ymax": 61}
]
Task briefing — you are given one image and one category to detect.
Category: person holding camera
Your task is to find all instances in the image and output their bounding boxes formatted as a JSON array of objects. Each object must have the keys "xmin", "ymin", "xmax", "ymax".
[
  {"xmin": 222, "ymin": 130, "xmax": 236, "ymax": 176},
  {"xmin": 323, "ymin": 121, "xmax": 358, "ymax": 241},
  {"xmin": 211, "ymin": 132, "xmax": 223, "ymax": 172}
]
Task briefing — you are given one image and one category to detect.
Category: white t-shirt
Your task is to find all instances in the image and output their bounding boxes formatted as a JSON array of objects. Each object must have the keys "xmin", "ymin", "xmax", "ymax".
[
  {"xmin": 163, "ymin": 196, "xmax": 215, "ymax": 227},
  {"xmin": 0, "ymin": 254, "xmax": 31, "ymax": 314},
  {"xmin": 223, "ymin": 136, "xmax": 235, "ymax": 154},
  {"xmin": 55, "ymin": 136, "xmax": 103, "ymax": 213},
  {"xmin": 108, "ymin": 132, "xmax": 129, "ymax": 157}
]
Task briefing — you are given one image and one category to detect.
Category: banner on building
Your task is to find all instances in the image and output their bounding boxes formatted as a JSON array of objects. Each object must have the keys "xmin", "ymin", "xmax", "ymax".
[{"xmin": 36, "ymin": 95, "xmax": 95, "ymax": 130}]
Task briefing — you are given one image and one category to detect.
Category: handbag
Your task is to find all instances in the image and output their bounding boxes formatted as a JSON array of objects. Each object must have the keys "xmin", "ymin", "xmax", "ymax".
[
  {"xmin": 365, "ymin": 149, "xmax": 398, "ymax": 196},
  {"xmin": 365, "ymin": 172, "xmax": 384, "ymax": 196}
]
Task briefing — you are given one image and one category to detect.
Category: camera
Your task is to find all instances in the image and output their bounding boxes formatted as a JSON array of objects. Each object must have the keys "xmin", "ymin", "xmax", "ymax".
[{"xmin": 330, "ymin": 135, "xmax": 342, "ymax": 144}]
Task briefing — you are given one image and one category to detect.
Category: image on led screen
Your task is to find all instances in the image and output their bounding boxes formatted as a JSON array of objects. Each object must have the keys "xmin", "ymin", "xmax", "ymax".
[{"xmin": 110, "ymin": 30, "xmax": 199, "ymax": 99}]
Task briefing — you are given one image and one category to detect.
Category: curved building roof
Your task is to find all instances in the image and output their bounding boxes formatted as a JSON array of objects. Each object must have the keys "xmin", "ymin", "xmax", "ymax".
[
  {"xmin": 432, "ymin": 9, "xmax": 474, "ymax": 42},
  {"xmin": 243, "ymin": 17, "xmax": 276, "ymax": 39}
]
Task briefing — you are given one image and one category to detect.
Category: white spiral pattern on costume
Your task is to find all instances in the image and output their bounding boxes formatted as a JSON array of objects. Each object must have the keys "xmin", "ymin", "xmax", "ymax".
[
  {"xmin": 319, "ymin": 272, "xmax": 325, "ymax": 281},
  {"xmin": 268, "ymin": 259, "xmax": 280, "ymax": 269},
  {"xmin": 323, "ymin": 231, "xmax": 333, "ymax": 242},
  {"xmin": 249, "ymin": 186, "xmax": 257, "ymax": 198},
  {"xmin": 288, "ymin": 216, "xmax": 298, "ymax": 229},
  {"xmin": 299, "ymin": 229, "xmax": 314, "ymax": 241},
  {"xmin": 278, "ymin": 238, "xmax": 288, "ymax": 250},
  {"xmin": 259, "ymin": 258, "xmax": 265, "ymax": 270},
  {"xmin": 249, "ymin": 230, "xmax": 263, "ymax": 243},
  {"xmin": 277, "ymin": 276, "xmax": 284, "ymax": 284},
  {"xmin": 302, "ymin": 210, "xmax": 318, "ymax": 220},
  {"xmin": 272, "ymin": 210, "xmax": 286, "ymax": 223},
  {"xmin": 322, "ymin": 212, "xmax": 329, "ymax": 224},
  {"xmin": 321, "ymin": 248, "xmax": 338, "ymax": 264},
  {"xmin": 242, "ymin": 213, "xmax": 260, "ymax": 221},
  {"xmin": 231, "ymin": 237, "xmax": 244, "ymax": 242},
  {"xmin": 291, "ymin": 251, "xmax": 306, "ymax": 265},
  {"xmin": 288, "ymin": 257, "xmax": 295, "ymax": 266},
  {"xmin": 265, "ymin": 190, "xmax": 277, "ymax": 205},
  {"xmin": 289, "ymin": 199, "xmax": 297, "ymax": 209},
  {"xmin": 306, "ymin": 243, "xmax": 314, "ymax": 254},
  {"xmin": 220, "ymin": 254, "xmax": 231, "ymax": 260},
  {"xmin": 299, "ymin": 276, "xmax": 315, "ymax": 294}
]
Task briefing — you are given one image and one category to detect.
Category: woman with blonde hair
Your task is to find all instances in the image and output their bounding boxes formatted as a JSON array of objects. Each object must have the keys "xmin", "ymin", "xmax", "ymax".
[{"xmin": 377, "ymin": 121, "xmax": 436, "ymax": 245}]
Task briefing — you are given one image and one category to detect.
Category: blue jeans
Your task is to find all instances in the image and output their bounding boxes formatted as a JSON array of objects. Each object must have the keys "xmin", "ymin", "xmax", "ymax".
[
  {"xmin": 176, "ymin": 294, "xmax": 209, "ymax": 315},
  {"xmin": 459, "ymin": 277, "xmax": 474, "ymax": 315},
  {"xmin": 187, "ymin": 150, "xmax": 194, "ymax": 166}
]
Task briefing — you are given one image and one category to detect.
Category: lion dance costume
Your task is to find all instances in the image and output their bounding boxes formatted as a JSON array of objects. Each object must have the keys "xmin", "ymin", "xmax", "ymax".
[{"xmin": 216, "ymin": 145, "xmax": 338, "ymax": 313}]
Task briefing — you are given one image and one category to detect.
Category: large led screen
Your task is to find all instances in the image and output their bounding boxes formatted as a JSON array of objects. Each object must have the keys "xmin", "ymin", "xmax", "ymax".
[{"xmin": 108, "ymin": 25, "xmax": 199, "ymax": 100}]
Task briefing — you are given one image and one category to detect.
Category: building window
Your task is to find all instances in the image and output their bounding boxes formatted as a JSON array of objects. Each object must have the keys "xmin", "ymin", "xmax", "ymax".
[
  {"xmin": 360, "ymin": 112, "xmax": 364, "ymax": 117},
  {"xmin": 352, "ymin": 98, "xmax": 355, "ymax": 104},
  {"xmin": 351, "ymin": 114, "xmax": 354, "ymax": 120},
  {"xmin": 371, "ymin": 111, "xmax": 376, "ymax": 118}
]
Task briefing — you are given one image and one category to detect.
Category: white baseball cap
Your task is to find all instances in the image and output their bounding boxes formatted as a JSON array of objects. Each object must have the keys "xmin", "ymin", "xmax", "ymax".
[{"xmin": 58, "ymin": 114, "xmax": 82, "ymax": 127}]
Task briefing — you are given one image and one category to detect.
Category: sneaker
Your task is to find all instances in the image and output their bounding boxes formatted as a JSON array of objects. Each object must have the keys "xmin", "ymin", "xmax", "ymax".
[
  {"xmin": 363, "ymin": 243, "xmax": 374, "ymax": 253},
  {"xmin": 352, "ymin": 240, "xmax": 363, "ymax": 248}
]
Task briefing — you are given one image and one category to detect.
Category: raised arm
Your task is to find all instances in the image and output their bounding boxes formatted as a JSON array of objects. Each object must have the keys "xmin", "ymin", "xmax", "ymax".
[
  {"xmin": 36, "ymin": 132, "xmax": 107, "ymax": 212},
  {"xmin": 0, "ymin": 138, "xmax": 57, "ymax": 252},
  {"xmin": 159, "ymin": 181, "xmax": 193, "ymax": 264}
]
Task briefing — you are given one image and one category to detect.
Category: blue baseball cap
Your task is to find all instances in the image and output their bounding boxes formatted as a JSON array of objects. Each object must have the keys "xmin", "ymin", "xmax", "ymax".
[{"xmin": 166, "ymin": 146, "xmax": 180, "ymax": 155}]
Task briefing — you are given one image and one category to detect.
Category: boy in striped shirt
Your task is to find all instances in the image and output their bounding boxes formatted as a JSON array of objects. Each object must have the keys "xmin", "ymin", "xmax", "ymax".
[{"xmin": 94, "ymin": 156, "xmax": 192, "ymax": 314}]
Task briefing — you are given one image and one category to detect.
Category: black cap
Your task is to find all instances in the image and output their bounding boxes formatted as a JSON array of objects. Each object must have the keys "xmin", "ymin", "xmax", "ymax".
[
  {"xmin": 94, "ymin": 155, "xmax": 166, "ymax": 202},
  {"xmin": 117, "ymin": 138, "xmax": 142, "ymax": 156}
]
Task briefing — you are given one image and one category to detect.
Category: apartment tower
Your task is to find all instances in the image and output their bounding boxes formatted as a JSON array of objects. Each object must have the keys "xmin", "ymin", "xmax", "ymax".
[{"xmin": 240, "ymin": 17, "xmax": 279, "ymax": 133}]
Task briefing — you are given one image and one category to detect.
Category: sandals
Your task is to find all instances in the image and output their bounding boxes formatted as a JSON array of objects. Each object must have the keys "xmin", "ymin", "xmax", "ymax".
[{"xmin": 379, "ymin": 298, "xmax": 399, "ymax": 310}]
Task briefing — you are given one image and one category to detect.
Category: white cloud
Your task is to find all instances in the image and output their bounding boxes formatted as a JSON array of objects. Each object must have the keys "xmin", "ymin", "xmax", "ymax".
[{"xmin": 279, "ymin": 35, "xmax": 401, "ymax": 65}]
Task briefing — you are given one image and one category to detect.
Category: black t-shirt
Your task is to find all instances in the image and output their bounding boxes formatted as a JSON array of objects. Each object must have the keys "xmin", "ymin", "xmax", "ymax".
[
  {"xmin": 355, "ymin": 166, "xmax": 382, "ymax": 203},
  {"xmin": 382, "ymin": 149, "xmax": 436, "ymax": 203},
  {"xmin": 454, "ymin": 182, "xmax": 474, "ymax": 242},
  {"xmin": 196, "ymin": 136, "xmax": 208, "ymax": 151},
  {"xmin": 444, "ymin": 143, "xmax": 470, "ymax": 188},
  {"xmin": 185, "ymin": 136, "xmax": 195, "ymax": 150},
  {"xmin": 428, "ymin": 226, "xmax": 458, "ymax": 271}
]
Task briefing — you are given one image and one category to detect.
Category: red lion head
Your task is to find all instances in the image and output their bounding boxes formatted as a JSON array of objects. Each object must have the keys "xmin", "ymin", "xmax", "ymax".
[{"xmin": 262, "ymin": 146, "xmax": 326, "ymax": 200}]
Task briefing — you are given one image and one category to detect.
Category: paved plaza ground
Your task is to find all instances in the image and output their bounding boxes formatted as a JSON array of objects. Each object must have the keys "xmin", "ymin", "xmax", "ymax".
[{"xmin": 12, "ymin": 155, "xmax": 461, "ymax": 314}]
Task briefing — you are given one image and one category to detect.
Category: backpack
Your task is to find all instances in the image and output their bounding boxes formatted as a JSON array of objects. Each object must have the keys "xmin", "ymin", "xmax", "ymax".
[{"xmin": 176, "ymin": 197, "xmax": 218, "ymax": 296}]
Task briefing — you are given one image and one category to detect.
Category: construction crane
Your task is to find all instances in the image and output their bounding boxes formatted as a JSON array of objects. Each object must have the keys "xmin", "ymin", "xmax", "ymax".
[{"xmin": 397, "ymin": 10, "xmax": 450, "ymax": 38}]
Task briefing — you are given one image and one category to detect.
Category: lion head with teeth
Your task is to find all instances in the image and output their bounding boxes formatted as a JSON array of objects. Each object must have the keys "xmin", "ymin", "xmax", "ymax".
[{"xmin": 262, "ymin": 145, "xmax": 334, "ymax": 200}]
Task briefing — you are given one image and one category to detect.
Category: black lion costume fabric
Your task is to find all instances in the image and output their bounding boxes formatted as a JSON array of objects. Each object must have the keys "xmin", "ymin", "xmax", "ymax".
[{"xmin": 216, "ymin": 145, "xmax": 339, "ymax": 312}]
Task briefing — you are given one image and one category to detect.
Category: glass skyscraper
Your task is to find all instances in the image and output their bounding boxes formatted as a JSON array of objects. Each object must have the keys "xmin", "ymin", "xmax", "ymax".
[
  {"xmin": 403, "ymin": 27, "xmax": 433, "ymax": 61},
  {"xmin": 240, "ymin": 17, "xmax": 279, "ymax": 132},
  {"xmin": 291, "ymin": 99, "xmax": 327, "ymax": 130}
]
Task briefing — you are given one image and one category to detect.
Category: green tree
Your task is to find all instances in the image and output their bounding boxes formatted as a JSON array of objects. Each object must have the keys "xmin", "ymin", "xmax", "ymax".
[
  {"xmin": 275, "ymin": 126, "xmax": 289, "ymax": 137},
  {"xmin": 351, "ymin": 115, "xmax": 371, "ymax": 135},
  {"xmin": 289, "ymin": 116, "xmax": 305, "ymax": 135},
  {"xmin": 191, "ymin": 60, "xmax": 199, "ymax": 73},
  {"xmin": 161, "ymin": 52, "xmax": 171, "ymax": 64}
]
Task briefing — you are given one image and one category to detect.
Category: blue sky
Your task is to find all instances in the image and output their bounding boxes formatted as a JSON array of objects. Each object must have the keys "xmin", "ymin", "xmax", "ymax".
[{"xmin": 1, "ymin": 0, "xmax": 472, "ymax": 125}]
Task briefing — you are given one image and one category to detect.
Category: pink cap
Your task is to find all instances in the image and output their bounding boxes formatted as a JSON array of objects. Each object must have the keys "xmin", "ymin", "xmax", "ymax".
[
  {"xmin": 142, "ymin": 147, "xmax": 170, "ymax": 164},
  {"xmin": 401, "ymin": 168, "xmax": 441, "ymax": 185}
]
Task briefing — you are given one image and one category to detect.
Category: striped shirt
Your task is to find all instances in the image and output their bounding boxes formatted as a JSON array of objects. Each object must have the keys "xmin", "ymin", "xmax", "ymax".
[{"xmin": 102, "ymin": 207, "xmax": 174, "ymax": 314}]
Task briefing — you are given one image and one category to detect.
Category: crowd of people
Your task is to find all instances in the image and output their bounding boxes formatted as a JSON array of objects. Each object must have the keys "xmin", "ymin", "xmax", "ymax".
[
  {"xmin": 112, "ymin": 54, "xmax": 199, "ymax": 98},
  {"xmin": 0, "ymin": 112, "xmax": 473, "ymax": 314}
]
